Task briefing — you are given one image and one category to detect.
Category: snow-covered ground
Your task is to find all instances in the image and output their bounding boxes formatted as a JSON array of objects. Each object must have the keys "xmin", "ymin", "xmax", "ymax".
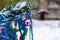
[
  {"xmin": 33, "ymin": 19, "xmax": 60, "ymax": 40},
  {"xmin": 17, "ymin": 19, "xmax": 60, "ymax": 40}
]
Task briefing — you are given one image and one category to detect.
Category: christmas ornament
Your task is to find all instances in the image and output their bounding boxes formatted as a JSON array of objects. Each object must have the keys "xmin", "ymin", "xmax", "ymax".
[{"xmin": 24, "ymin": 19, "xmax": 31, "ymax": 26}]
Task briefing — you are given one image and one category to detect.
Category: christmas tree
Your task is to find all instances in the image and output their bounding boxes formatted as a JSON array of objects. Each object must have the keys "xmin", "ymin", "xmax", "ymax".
[{"xmin": 0, "ymin": 1, "xmax": 33, "ymax": 40}]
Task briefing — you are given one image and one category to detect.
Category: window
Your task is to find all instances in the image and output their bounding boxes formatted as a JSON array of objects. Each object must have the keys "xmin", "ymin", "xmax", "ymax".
[
  {"xmin": 49, "ymin": 2, "xmax": 56, "ymax": 5},
  {"xmin": 40, "ymin": 7, "xmax": 45, "ymax": 10},
  {"xmin": 49, "ymin": 10, "xmax": 55, "ymax": 15},
  {"xmin": 40, "ymin": 0, "xmax": 46, "ymax": 2},
  {"xmin": 48, "ymin": 1, "xmax": 59, "ymax": 9}
]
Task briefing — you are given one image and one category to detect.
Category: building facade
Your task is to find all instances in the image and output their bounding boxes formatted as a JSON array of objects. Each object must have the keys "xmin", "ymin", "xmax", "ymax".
[{"xmin": 32, "ymin": 0, "xmax": 60, "ymax": 20}]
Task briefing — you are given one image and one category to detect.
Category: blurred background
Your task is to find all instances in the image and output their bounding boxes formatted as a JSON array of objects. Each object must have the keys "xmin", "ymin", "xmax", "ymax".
[{"xmin": 0, "ymin": 0, "xmax": 60, "ymax": 20}]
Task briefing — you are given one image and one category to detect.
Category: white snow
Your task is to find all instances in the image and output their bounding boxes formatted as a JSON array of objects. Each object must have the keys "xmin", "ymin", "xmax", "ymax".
[
  {"xmin": 33, "ymin": 19, "xmax": 60, "ymax": 40},
  {"xmin": 16, "ymin": 19, "xmax": 60, "ymax": 40}
]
